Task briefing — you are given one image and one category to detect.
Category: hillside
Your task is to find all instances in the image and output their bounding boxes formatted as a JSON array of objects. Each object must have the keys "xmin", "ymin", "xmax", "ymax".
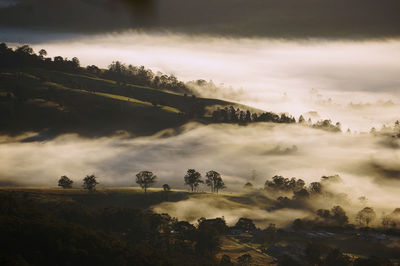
[{"xmin": 0, "ymin": 67, "xmax": 253, "ymax": 138}]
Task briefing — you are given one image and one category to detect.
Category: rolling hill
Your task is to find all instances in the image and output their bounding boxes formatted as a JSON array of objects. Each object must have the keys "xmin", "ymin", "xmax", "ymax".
[{"xmin": 0, "ymin": 67, "xmax": 254, "ymax": 139}]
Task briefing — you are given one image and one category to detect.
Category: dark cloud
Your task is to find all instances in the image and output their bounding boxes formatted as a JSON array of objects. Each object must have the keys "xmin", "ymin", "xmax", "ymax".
[{"xmin": 1, "ymin": 0, "xmax": 400, "ymax": 39}]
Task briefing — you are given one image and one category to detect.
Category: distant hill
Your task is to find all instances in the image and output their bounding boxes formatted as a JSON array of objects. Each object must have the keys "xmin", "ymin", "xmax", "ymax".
[
  {"xmin": 0, "ymin": 43, "xmax": 297, "ymax": 139},
  {"xmin": 0, "ymin": 67, "xmax": 250, "ymax": 138}
]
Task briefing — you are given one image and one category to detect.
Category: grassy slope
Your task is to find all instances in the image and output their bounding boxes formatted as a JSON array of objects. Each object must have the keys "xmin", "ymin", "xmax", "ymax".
[{"xmin": 0, "ymin": 68, "xmax": 257, "ymax": 137}]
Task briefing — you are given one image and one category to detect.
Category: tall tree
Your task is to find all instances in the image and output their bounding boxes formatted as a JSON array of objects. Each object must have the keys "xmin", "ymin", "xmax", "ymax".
[
  {"xmin": 184, "ymin": 169, "xmax": 203, "ymax": 192},
  {"xmin": 205, "ymin": 170, "xmax": 226, "ymax": 193},
  {"xmin": 136, "ymin": 171, "xmax": 157, "ymax": 193},
  {"xmin": 356, "ymin": 207, "xmax": 376, "ymax": 227}
]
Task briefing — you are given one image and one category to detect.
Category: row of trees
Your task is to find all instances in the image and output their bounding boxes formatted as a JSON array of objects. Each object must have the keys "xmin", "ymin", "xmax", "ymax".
[
  {"xmin": 212, "ymin": 106, "xmax": 296, "ymax": 124},
  {"xmin": 211, "ymin": 106, "xmax": 343, "ymax": 133},
  {"xmin": 370, "ymin": 120, "xmax": 400, "ymax": 138},
  {"xmin": 58, "ymin": 169, "xmax": 226, "ymax": 194},
  {"xmin": 104, "ymin": 61, "xmax": 192, "ymax": 95},
  {"xmin": 0, "ymin": 43, "xmax": 80, "ymax": 72},
  {"xmin": 184, "ymin": 169, "xmax": 226, "ymax": 193},
  {"xmin": 58, "ymin": 175, "xmax": 98, "ymax": 191}
]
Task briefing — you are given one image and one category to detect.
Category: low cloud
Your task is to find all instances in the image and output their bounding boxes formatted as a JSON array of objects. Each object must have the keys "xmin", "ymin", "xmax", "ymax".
[{"xmin": 0, "ymin": 122, "xmax": 399, "ymax": 224}]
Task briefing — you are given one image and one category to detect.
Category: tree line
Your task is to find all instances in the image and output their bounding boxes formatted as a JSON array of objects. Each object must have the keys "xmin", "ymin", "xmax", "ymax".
[
  {"xmin": 0, "ymin": 43, "xmax": 194, "ymax": 95},
  {"xmin": 58, "ymin": 169, "xmax": 226, "ymax": 194}
]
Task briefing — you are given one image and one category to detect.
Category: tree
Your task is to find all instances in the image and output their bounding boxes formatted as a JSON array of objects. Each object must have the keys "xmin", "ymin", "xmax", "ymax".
[
  {"xmin": 136, "ymin": 171, "xmax": 157, "ymax": 193},
  {"xmin": 71, "ymin": 57, "xmax": 80, "ymax": 69},
  {"xmin": 163, "ymin": 184, "xmax": 171, "ymax": 191},
  {"xmin": 205, "ymin": 170, "xmax": 226, "ymax": 193},
  {"xmin": 309, "ymin": 182, "xmax": 322, "ymax": 194},
  {"xmin": 235, "ymin": 218, "xmax": 256, "ymax": 232},
  {"xmin": 82, "ymin": 174, "xmax": 99, "ymax": 191},
  {"xmin": 243, "ymin": 182, "xmax": 254, "ymax": 190},
  {"xmin": 38, "ymin": 49, "xmax": 47, "ymax": 58},
  {"xmin": 298, "ymin": 115, "xmax": 305, "ymax": 124},
  {"xmin": 316, "ymin": 206, "xmax": 348, "ymax": 227},
  {"xmin": 356, "ymin": 207, "xmax": 376, "ymax": 227},
  {"xmin": 16, "ymin": 45, "xmax": 33, "ymax": 55},
  {"xmin": 184, "ymin": 169, "xmax": 203, "ymax": 192},
  {"xmin": 58, "ymin": 175, "xmax": 73, "ymax": 189}
]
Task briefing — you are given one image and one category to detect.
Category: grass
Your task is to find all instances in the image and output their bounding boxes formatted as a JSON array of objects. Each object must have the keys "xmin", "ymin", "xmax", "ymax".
[
  {"xmin": 44, "ymin": 81, "xmax": 181, "ymax": 114},
  {"xmin": 217, "ymin": 236, "xmax": 276, "ymax": 265}
]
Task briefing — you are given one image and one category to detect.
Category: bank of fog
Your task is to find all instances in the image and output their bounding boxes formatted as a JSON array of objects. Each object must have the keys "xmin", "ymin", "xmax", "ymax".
[{"xmin": 0, "ymin": 122, "xmax": 399, "ymax": 226}]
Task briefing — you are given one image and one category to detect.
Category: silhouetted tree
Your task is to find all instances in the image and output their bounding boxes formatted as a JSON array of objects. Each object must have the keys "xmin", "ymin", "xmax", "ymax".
[
  {"xmin": 16, "ymin": 45, "xmax": 33, "ymax": 55},
  {"xmin": 82, "ymin": 174, "xmax": 99, "ymax": 191},
  {"xmin": 235, "ymin": 218, "xmax": 256, "ymax": 232},
  {"xmin": 58, "ymin": 175, "xmax": 73, "ymax": 189},
  {"xmin": 136, "ymin": 171, "xmax": 157, "ymax": 193},
  {"xmin": 198, "ymin": 217, "xmax": 228, "ymax": 234},
  {"xmin": 356, "ymin": 207, "xmax": 376, "ymax": 227},
  {"xmin": 316, "ymin": 206, "xmax": 348, "ymax": 226},
  {"xmin": 309, "ymin": 182, "xmax": 322, "ymax": 194},
  {"xmin": 298, "ymin": 115, "xmax": 305, "ymax": 123},
  {"xmin": 184, "ymin": 169, "xmax": 203, "ymax": 192},
  {"xmin": 205, "ymin": 170, "xmax": 226, "ymax": 193},
  {"xmin": 163, "ymin": 184, "xmax": 171, "ymax": 191},
  {"xmin": 38, "ymin": 49, "xmax": 47, "ymax": 58}
]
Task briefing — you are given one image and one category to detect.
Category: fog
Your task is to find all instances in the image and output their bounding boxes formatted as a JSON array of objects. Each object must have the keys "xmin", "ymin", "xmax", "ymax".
[
  {"xmin": 2, "ymin": 29, "xmax": 400, "ymax": 226},
  {"xmin": 2, "ymin": 32, "xmax": 398, "ymax": 131},
  {"xmin": 1, "ymin": 123, "xmax": 399, "ymax": 225}
]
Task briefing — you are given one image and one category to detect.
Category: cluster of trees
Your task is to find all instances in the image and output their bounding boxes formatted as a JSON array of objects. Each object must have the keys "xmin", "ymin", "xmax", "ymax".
[
  {"xmin": 58, "ymin": 175, "xmax": 99, "ymax": 191},
  {"xmin": 0, "ymin": 191, "xmax": 232, "ymax": 265},
  {"xmin": 264, "ymin": 174, "xmax": 343, "ymax": 198},
  {"xmin": 104, "ymin": 61, "xmax": 192, "ymax": 95},
  {"xmin": 0, "ymin": 43, "xmax": 193, "ymax": 95},
  {"xmin": 184, "ymin": 169, "xmax": 226, "ymax": 193},
  {"xmin": 298, "ymin": 115, "xmax": 342, "ymax": 132},
  {"xmin": 262, "ymin": 174, "xmax": 396, "ymax": 228},
  {"xmin": 382, "ymin": 208, "xmax": 400, "ymax": 228},
  {"xmin": 212, "ymin": 106, "xmax": 296, "ymax": 124},
  {"xmin": 0, "ymin": 43, "xmax": 80, "ymax": 72},
  {"xmin": 210, "ymin": 107, "xmax": 343, "ymax": 132},
  {"xmin": 370, "ymin": 120, "xmax": 400, "ymax": 138},
  {"xmin": 292, "ymin": 205, "xmax": 378, "ymax": 230}
]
